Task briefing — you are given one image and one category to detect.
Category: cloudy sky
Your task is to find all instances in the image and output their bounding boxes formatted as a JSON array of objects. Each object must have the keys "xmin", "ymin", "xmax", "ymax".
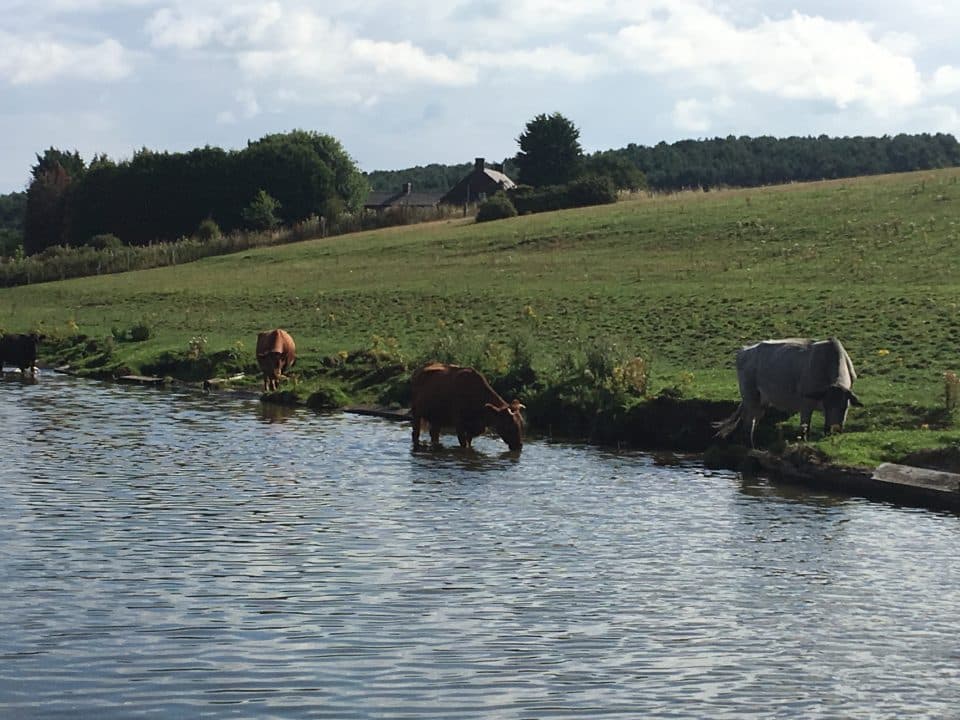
[{"xmin": 2, "ymin": 0, "xmax": 959, "ymax": 193}]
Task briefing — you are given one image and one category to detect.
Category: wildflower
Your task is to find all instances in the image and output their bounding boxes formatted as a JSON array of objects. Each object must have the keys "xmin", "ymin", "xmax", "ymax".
[{"xmin": 877, "ymin": 348, "xmax": 890, "ymax": 356}]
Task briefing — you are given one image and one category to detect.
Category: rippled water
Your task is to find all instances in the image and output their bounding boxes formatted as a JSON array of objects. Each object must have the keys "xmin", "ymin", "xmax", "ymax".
[{"xmin": 1, "ymin": 372, "xmax": 959, "ymax": 718}]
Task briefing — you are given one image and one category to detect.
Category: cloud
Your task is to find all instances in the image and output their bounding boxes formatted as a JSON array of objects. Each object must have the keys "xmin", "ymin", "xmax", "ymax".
[
  {"xmin": 930, "ymin": 65, "xmax": 960, "ymax": 96},
  {"xmin": 351, "ymin": 39, "xmax": 476, "ymax": 86},
  {"xmin": 604, "ymin": 7, "xmax": 924, "ymax": 115},
  {"xmin": 672, "ymin": 96, "xmax": 733, "ymax": 133},
  {"xmin": 147, "ymin": 4, "xmax": 476, "ymax": 95},
  {"xmin": 0, "ymin": 32, "xmax": 132, "ymax": 85},
  {"xmin": 461, "ymin": 46, "xmax": 606, "ymax": 81}
]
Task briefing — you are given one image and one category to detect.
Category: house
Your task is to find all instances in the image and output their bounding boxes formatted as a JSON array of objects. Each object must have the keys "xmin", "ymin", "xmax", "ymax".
[
  {"xmin": 439, "ymin": 158, "xmax": 516, "ymax": 205},
  {"xmin": 364, "ymin": 183, "xmax": 443, "ymax": 212}
]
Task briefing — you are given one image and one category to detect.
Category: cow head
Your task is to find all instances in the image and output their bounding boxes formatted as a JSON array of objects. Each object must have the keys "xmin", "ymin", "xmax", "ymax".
[
  {"xmin": 806, "ymin": 385, "xmax": 863, "ymax": 432},
  {"xmin": 486, "ymin": 400, "xmax": 525, "ymax": 451}
]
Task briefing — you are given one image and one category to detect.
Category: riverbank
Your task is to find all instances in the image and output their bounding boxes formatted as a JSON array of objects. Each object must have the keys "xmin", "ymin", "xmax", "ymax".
[
  {"xmin": 16, "ymin": 360, "xmax": 957, "ymax": 513},
  {"xmin": 3, "ymin": 168, "xmax": 958, "ymax": 471}
]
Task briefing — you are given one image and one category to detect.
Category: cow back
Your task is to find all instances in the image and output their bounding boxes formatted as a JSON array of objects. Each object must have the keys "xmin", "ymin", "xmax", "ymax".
[
  {"xmin": 256, "ymin": 329, "xmax": 296, "ymax": 367},
  {"xmin": 412, "ymin": 363, "xmax": 503, "ymax": 413},
  {"xmin": 739, "ymin": 337, "xmax": 857, "ymax": 414}
]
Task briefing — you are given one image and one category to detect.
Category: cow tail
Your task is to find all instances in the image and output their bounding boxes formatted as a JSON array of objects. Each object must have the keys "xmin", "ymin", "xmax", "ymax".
[{"xmin": 712, "ymin": 403, "xmax": 743, "ymax": 439}]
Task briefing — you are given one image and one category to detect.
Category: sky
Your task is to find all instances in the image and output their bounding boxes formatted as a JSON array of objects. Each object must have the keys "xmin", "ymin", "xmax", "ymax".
[{"xmin": 1, "ymin": 0, "xmax": 959, "ymax": 193}]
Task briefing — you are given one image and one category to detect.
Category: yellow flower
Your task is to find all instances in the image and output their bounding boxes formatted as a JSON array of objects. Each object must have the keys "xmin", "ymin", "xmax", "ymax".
[{"xmin": 877, "ymin": 348, "xmax": 890, "ymax": 356}]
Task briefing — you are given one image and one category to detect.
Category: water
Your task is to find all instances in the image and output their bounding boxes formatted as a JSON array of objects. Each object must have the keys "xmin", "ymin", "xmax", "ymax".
[{"xmin": 1, "ymin": 372, "xmax": 958, "ymax": 718}]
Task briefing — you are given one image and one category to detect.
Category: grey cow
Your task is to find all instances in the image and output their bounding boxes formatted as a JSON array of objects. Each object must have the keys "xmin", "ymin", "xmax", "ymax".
[{"xmin": 714, "ymin": 337, "xmax": 862, "ymax": 448}]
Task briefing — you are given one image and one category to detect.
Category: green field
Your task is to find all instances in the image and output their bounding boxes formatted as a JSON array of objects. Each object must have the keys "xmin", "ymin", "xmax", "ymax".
[{"xmin": 3, "ymin": 168, "xmax": 960, "ymax": 465}]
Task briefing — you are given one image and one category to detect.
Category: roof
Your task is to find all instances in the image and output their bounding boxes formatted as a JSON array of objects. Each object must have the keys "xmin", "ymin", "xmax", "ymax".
[
  {"xmin": 481, "ymin": 168, "xmax": 516, "ymax": 190},
  {"xmin": 364, "ymin": 188, "xmax": 443, "ymax": 209}
]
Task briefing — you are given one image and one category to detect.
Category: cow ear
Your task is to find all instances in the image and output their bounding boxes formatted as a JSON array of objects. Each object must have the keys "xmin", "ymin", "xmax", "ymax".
[{"xmin": 848, "ymin": 390, "xmax": 863, "ymax": 407}]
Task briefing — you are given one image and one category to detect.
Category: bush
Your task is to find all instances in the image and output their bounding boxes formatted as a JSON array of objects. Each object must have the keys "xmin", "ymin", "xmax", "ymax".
[
  {"xmin": 241, "ymin": 190, "xmax": 282, "ymax": 231},
  {"xmin": 87, "ymin": 233, "xmax": 123, "ymax": 250},
  {"xmin": 130, "ymin": 319, "xmax": 152, "ymax": 342},
  {"xmin": 476, "ymin": 193, "xmax": 517, "ymax": 223},
  {"xmin": 525, "ymin": 339, "xmax": 647, "ymax": 440},
  {"xmin": 565, "ymin": 175, "xmax": 618, "ymax": 207},
  {"xmin": 508, "ymin": 176, "xmax": 618, "ymax": 215},
  {"xmin": 195, "ymin": 218, "xmax": 222, "ymax": 242}
]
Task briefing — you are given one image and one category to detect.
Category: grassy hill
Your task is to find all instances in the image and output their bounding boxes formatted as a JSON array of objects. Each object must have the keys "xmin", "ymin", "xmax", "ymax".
[{"xmin": 3, "ymin": 168, "xmax": 959, "ymax": 464}]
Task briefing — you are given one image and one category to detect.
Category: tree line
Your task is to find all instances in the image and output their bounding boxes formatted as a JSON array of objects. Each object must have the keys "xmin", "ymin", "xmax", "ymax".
[
  {"xmin": 3, "ymin": 126, "xmax": 959, "ymax": 257},
  {"xmin": 614, "ymin": 133, "xmax": 960, "ymax": 191},
  {"xmin": 353, "ymin": 131, "xmax": 960, "ymax": 197},
  {"xmin": 20, "ymin": 130, "xmax": 368, "ymax": 255}
]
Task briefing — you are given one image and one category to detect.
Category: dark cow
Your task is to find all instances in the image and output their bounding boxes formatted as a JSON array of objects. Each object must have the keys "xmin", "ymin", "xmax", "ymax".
[
  {"xmin": 714, "ymin": 337, "xmax": 862, "ymax": 448},
  {"xmin": 410, "ymin": 362, "xmax": 525, "ymax": 452},
  {"xmin": 0, "ymin": 333, "xmax": 40, "ymax": 378},
  {"xmin": 256, "ymin": 329, "xmax": 296, "ymax": 392}
]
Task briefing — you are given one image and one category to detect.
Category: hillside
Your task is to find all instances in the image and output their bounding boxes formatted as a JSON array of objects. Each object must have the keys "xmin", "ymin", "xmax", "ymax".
[{"xmin": 3, "ymin": 168, "xmax": 959, "ymax": 463}]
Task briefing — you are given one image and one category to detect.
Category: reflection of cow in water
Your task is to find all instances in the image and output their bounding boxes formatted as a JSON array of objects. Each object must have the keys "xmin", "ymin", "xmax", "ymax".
[
  {"xmin": 714, "ymin": 337, "xmax": 862, "ymax": 448},
  {"xmin": 256, "ymin": 329, "xmax": 296, "ymax": 392},
  {"xmin": 410, "ymin": 363, "xmax": 525, "ymax": 452},
  {"xmin": 0, "ymin": 333, "xmax": 41, "ymax": 378}
]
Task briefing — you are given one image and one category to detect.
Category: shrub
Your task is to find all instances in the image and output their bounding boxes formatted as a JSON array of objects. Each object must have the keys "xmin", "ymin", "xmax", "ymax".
[
  {"xmin": 565, "ymin": 175, "xmax": 618, "ymax": 207},
  {"xmin": 526, "ymin": 338, "xmax": 647, "ymax": 440},
  {"xmin": 130, "ymin": 319, "xmax": 152, "ymax": 342},
  {"xmin": 476, "ymin": 193, "xmax": 517, "ymax": 223},
  {"xmin": 508, "ymin": 176, "xmax": 618, "ymax": 215},
  {"xmin": 241, "ymin": 190, "xmax": 282, "ymax": 231},
  {"xmin": 195, "ymin": 218, "xmax": 222, "ymax": 242},
  {"xmin": 87, "ymin": 233, "xmax": 123, "ymax": 250}
]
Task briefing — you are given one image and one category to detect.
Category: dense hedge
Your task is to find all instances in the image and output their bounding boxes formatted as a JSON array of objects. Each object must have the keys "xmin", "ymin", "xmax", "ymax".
[{"xmin": 508, "ymin": 175, "xmax": 617, "ymax": 215}]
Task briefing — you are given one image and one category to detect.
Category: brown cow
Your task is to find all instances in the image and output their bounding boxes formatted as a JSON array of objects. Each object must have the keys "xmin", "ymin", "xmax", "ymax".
[
  {"xmin": 0, "ymin": 332, "xmax": 40, "ymax": 378},
  {"xmin": 410, "ymin": 362, "xmax": 525, "ymax": 452},
  {"xmin": 256, "ymin": 329, "xmax": 296, "ymax": 392}
]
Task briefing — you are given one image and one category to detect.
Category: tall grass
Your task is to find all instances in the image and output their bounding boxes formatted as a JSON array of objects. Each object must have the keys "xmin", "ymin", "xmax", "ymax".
[{"xmin": 0, "ymin": 204, "xmax": 471, "ymax": 288}]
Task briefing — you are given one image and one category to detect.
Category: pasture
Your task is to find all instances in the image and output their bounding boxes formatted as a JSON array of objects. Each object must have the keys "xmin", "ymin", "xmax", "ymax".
[{"xmin": 2, "ymin": 168, "xmax": 959, "ymax": 465}]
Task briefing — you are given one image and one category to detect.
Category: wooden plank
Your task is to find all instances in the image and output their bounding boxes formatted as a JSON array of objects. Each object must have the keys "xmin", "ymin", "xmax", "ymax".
[
  {"xmin": 872, "ymin": 463, "xmax": 960, "ymax": 494},
  {"xmin": 344, "ymin": 405, "xmax": 411, "ymax": 421},
  {"xmin": 117, "ymin": 375, "xmax": 166, "ymax": 386}
]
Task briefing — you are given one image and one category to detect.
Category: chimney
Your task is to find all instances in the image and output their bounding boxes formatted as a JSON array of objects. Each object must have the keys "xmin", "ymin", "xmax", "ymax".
[
  {"xmin": 403, "ymin": 182, "xmax": 412, "ymax": 194},
  {"xmin": 474, "ymin": 157, "xmax": 485, "ymax": 172}
]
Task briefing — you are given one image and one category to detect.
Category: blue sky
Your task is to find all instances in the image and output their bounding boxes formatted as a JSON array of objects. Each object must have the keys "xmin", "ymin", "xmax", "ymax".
[{"xmin": 2, "ymin": 0, "xmax": 959, "ymax": 193}]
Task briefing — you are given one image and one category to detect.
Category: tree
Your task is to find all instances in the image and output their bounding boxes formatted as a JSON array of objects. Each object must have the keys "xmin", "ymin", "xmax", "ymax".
[
  {"xmin": 514, "ymin": 112, "xmax": 584, "ymax": 187},
  {"xmin": 24, "ymin": 164, "xmax": 72, "ymax": 254},
  {"xmin": 31, "ymin": 148, "xmax": 85, "ymax": 182},
  {"xmin": 241, "ymin": 190, "xmax": 282, "ymax": 231},
  {"xmin": 583, "ymin": 152, "xmax": 647, "ymax": 191}
]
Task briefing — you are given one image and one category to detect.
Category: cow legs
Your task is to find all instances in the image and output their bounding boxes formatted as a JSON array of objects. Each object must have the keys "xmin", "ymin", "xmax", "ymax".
[
  {"xmin": 411, "ymin": 415, "xmax": 422, "ymax": 447},
  {"xmin": 429, "ymin": 425, "xmax": 441, "ymax": 447}
]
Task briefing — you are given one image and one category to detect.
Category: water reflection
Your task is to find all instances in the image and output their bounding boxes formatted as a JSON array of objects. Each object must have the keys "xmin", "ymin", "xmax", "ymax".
[
  {"xmin": 255, "ymin": 401, "xmax": 298, "ymax": 424},
  {"xmin": 0, "ymin": 373, "xmax": 958, "ymax": 719}
]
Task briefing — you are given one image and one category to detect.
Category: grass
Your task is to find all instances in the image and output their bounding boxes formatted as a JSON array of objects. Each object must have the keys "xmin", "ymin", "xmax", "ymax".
[{"xmin": 2, "ymin": 168, "xmax": 960, "ymax": 466}]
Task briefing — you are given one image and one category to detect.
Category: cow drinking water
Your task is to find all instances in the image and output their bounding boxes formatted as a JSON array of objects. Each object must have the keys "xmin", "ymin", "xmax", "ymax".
[
  {"xmin": 410, "ymin": 362, "xmax": 525, "ymax": 452},
  {"xmin": 713, "ymin": 337, "xmax": 862, "ymax": 448},
  {"xmin": 256, "ymin": 329, "xmax": 296, "ymax": 392}
]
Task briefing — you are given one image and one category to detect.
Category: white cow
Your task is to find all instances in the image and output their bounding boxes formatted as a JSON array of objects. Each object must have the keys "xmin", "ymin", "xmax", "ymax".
[{"xmin": 714, "ymin": 337, "xmax": 862, "ymax": 448}]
